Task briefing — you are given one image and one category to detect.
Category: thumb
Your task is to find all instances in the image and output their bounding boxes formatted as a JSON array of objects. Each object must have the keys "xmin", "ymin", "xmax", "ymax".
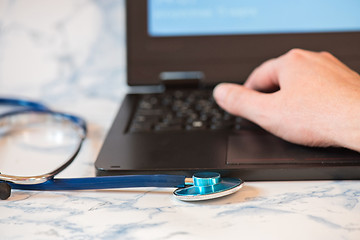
[{"xmin": 213, "ymin": 83, "xmax": 272, "ymax": 125}]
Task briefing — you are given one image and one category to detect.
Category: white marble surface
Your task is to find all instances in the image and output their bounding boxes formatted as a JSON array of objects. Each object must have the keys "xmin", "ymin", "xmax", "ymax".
[{"xmin": 0, "ymin": 1, "xmax": 360, "ymax": 239}]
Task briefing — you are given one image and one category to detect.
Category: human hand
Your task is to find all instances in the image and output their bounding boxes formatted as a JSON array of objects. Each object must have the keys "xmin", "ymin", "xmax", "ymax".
[{"xmin": 213, "ymin": 49, "xmax": 360, "ymax": 151}]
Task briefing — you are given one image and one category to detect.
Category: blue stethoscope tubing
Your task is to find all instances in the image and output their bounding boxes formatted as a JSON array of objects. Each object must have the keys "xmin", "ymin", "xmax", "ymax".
[
  {"xmin": 0, "ymin": 97, "xmax": 87, "ymax": 130},
  {"xmin": 0, "ymin": 97, "xmax": 49, "ymax": 111},
  {"xmin": 0, "ymin": 97, "xmax": 244, "ymax": 201},
  {"xmin": 8, "ymin": 175, "xmax": 187, "ymax": 190}
]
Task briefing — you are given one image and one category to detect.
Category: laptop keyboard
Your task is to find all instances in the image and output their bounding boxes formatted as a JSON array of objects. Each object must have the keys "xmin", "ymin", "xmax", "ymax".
[{"xmin": 129, "ymin": 89, "xmax": 244, "ymax": 133}]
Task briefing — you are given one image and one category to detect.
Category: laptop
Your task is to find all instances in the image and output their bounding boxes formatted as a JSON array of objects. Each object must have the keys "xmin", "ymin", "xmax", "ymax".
[{"xmin": 95, "ymin": 0, "xmax": 360, "ymax": 180}]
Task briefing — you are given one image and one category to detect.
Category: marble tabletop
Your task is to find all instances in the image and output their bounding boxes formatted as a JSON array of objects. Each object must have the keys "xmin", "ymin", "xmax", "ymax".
[{"xmin": 1, "ymin": 1, "xmax": 360, "ymax": 239}]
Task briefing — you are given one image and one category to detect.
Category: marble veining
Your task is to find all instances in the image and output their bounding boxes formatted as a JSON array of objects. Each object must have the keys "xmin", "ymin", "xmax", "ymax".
[{"xmin": 0, "ymin": 1, "xmax": 360, "ymax": 239}]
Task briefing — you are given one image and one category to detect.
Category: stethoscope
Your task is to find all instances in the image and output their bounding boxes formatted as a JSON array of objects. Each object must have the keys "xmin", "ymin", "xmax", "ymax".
[{"xmin": 0, "ymin": 98, "xmax": 244, "ymax": 201}]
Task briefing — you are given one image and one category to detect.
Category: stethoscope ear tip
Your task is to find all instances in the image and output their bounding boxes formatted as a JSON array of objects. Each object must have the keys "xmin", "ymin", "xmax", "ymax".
[{"xmin": 0, "ymin": 182, "xmax": 11, "ymax": 200}]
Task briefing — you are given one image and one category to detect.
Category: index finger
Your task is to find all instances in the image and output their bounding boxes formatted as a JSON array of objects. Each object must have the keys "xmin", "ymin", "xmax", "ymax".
[{"xmin": 244, "ymin": 57, "xmax": 281, "ymax": 93}]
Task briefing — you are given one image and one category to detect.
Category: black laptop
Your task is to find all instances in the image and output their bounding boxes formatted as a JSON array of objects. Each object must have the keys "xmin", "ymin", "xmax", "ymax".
[{"xmin": 95, "ymin": 0, "xmax": 360, "ymax": 180}]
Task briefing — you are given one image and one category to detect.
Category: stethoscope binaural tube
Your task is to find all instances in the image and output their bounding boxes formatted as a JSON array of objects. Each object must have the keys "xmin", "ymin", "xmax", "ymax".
[
  {"xmin": 0, "ymin": 109, "xmax": 87, "ymax": 184},
  {"xmin": 0, "ymin": 97, "xmax": 87, "ymax": 199}
]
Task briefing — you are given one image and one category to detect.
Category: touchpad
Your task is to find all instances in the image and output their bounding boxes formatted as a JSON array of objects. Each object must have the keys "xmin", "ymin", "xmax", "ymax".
[{"xmin": 226, "ymin": 133, "xmax": 360, "ymax": 165}]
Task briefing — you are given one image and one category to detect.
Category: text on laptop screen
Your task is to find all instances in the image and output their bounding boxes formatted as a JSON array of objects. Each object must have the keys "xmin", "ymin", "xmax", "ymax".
[{"xmin": 148, "ymin": 0, "xmax": 360, "ymax": 37}]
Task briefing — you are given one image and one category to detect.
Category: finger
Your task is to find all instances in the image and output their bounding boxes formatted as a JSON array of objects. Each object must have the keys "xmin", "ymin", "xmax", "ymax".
[
  {"xmin": 213, "ymin": 83, "xmax": 273, "ymax": 125},
  {"xmin": 244, "ymin": 58, "xmax": 280, "ymax": 93}
]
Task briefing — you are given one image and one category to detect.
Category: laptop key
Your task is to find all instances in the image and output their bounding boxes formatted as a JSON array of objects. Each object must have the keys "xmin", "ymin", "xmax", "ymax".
[
  {"xmin": 186, "ymin": 121, "xmax": 207, "ymax": 130},
  {"xmin": 210, "ymin": 121, "xmax": 234, "ymax": 130},
  {"xmin": 134, "ymin": 115, "xmax": 160, "ymax": 124},
  {"xmin": 154, "ymin": 123, "xmax": 183, "ymax": 131},
  {"xmin": 130, "ymin": 122, "xmax": 153, "ymax": 133},
  {"xmin": 137, "ymin": 108, "xmax": 164, "ymax": 116}
]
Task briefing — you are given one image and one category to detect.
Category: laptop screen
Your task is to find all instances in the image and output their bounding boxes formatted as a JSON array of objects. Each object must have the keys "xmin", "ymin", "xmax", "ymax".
[
  {"xmin": 126, "ymin": 0, "xmax": 360, "ymax": 86},
  {"xmin": 148, "ymin": 0, "xmax": 360, "ymax": 37}
]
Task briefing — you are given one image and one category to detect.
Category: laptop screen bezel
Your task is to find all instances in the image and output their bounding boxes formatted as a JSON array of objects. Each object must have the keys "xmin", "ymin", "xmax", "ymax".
[{"xmin": 126, "ymin": 0, "xmax": 360, "ymax": 86}]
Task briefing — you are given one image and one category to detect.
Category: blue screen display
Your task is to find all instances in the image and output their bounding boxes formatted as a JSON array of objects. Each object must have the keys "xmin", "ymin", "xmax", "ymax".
[{"xmin": 148, "ymin": 0, "xmax": 360, "ymax": 37}]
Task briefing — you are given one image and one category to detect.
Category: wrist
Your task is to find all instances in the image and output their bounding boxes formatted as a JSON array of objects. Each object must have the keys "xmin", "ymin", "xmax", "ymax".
[{"xmin": 332, "ymin": 93, "xmax": 360, "ymax": 152}]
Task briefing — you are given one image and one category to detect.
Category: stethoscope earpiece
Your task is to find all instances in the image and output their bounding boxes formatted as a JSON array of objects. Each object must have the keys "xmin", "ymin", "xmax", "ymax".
[{"xmin": 0, "ymin": 182, "xmax": 11, "ymax": 200}]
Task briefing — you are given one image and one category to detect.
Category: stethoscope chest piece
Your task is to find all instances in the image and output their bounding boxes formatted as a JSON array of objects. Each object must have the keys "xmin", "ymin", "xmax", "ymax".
[{"xmin": 173, "ymin": 172, "xmax": 244, "ymax": 201}]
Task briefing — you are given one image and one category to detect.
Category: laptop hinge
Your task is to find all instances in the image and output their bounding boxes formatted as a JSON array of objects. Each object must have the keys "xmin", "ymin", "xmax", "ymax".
[{"xmin": 159, "ymin": 71, "xmax": 205, "ymax": 89}]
